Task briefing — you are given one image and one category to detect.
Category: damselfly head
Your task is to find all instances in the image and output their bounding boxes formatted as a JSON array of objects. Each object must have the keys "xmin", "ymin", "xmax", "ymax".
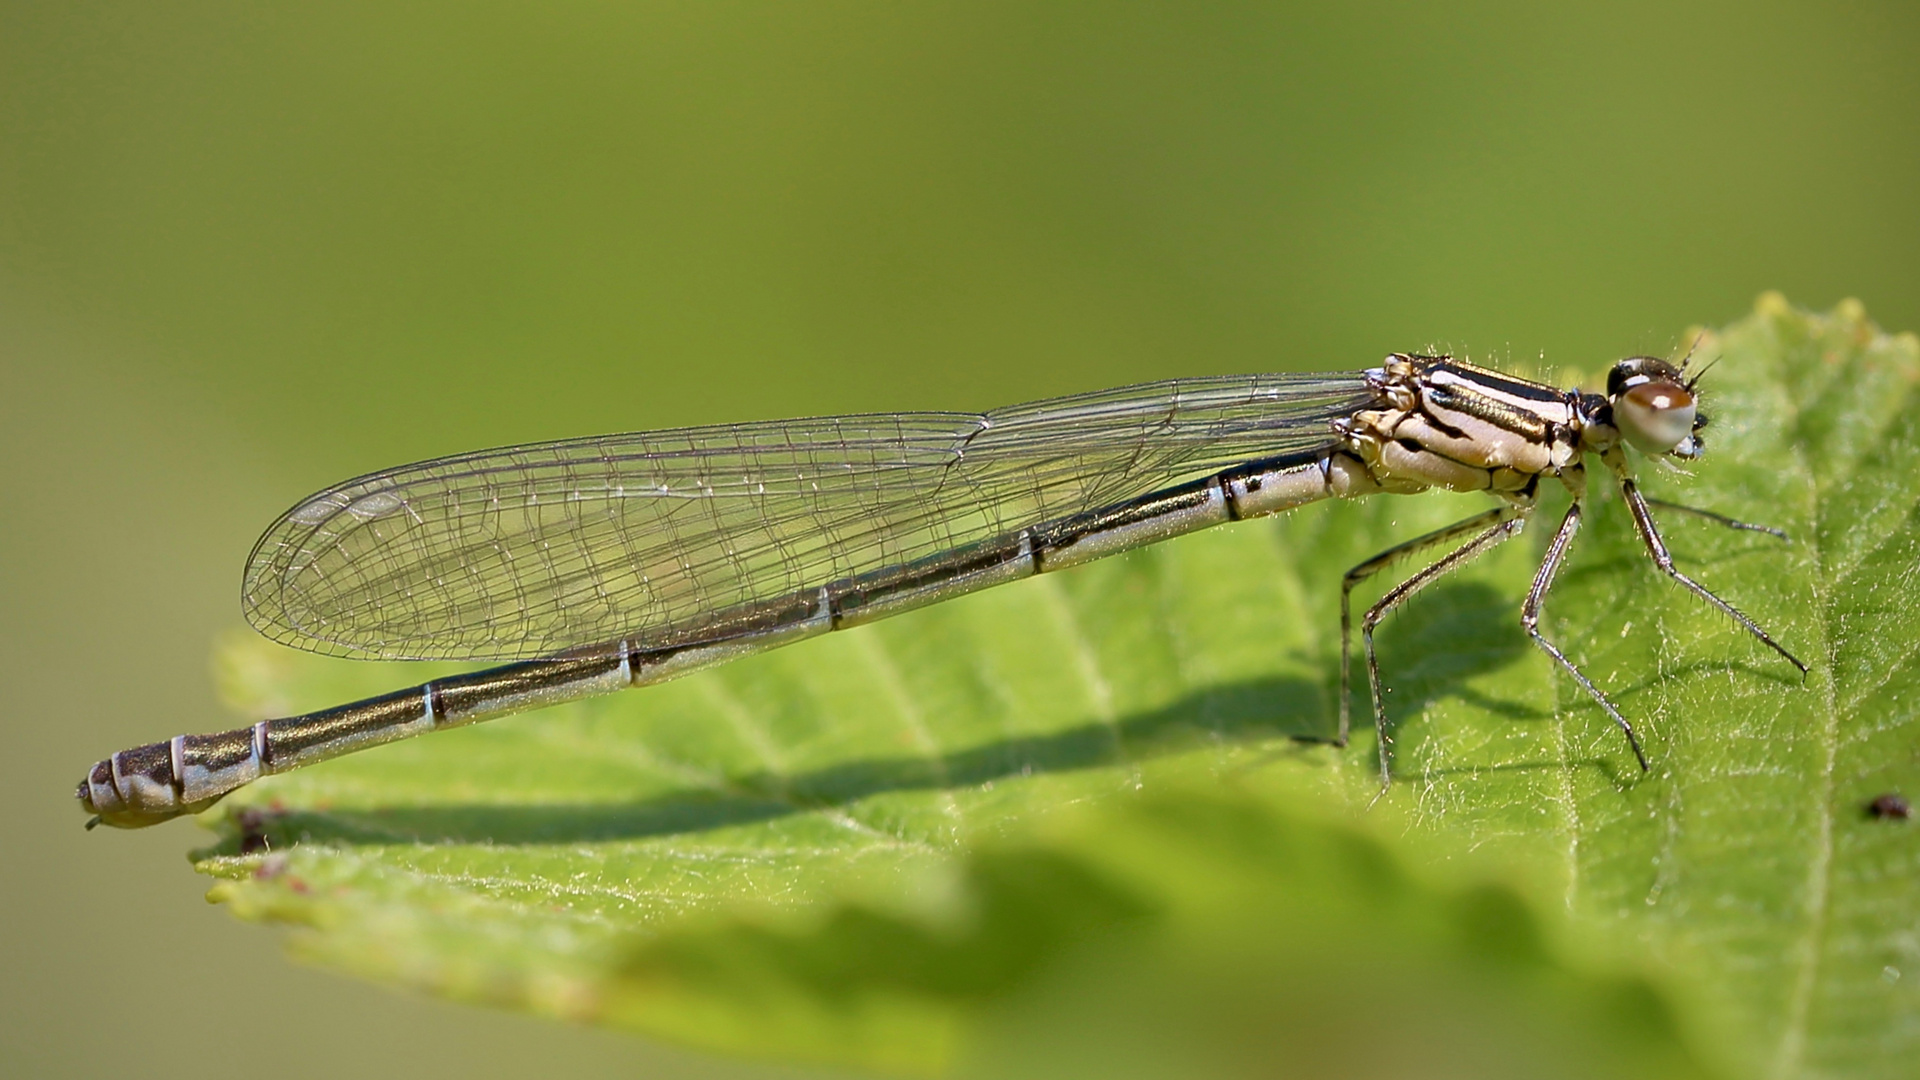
[{"xmin": 1606, "ymin": 356, "xmax": 1701, "ymax": 459}]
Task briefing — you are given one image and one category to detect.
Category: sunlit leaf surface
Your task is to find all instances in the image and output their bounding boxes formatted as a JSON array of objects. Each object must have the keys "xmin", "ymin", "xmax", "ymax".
[{"xmin": 197, "ymin": 297, "xmax": 1919, "ymax": 1078}]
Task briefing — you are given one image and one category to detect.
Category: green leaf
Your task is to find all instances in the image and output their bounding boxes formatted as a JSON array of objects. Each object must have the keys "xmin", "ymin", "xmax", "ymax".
[
  {"xmin": 195, "ymin": 296, "xmax": 1920, "ymax": 1077},
  {"xmin": 605, "ymin": 787, "xmax": 1722, "ymax": 1080}
]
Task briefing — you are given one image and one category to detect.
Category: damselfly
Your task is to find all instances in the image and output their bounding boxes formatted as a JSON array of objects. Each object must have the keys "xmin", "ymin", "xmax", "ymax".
[{"xmin": 80, "ymin": 353, "xmax": 1806, "ymax": 828}]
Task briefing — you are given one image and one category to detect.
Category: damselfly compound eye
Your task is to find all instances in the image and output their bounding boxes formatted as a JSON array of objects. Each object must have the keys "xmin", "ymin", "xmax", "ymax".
[{"xmin": 1608, "ymin": 358, "xmax": 1698, "ymax": 456}]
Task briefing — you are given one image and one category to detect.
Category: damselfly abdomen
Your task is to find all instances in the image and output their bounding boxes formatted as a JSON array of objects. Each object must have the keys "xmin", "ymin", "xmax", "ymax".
[{"xmin": 80, "ymin": 353, "xmax": 1806, "ymax": 828}]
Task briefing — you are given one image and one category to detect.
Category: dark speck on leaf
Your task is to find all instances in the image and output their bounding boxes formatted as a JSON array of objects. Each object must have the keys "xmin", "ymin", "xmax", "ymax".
[{"xmin": 1866, "ymin": 793, "xmax": 1910, "ymax": 820}]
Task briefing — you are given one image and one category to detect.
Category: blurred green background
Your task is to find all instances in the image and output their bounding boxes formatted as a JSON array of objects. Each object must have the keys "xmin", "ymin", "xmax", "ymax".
[{"xmin": 3, "ymin": 2, "xmax": 1916, "ymax": 1077}]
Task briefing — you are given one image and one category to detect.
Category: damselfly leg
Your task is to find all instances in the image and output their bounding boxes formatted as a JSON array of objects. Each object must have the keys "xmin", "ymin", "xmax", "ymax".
[
  {"xmin": 1517, "ymin": 495, "xmax": 1650, "ymax": 772},
  {"xmin": 1341, "ymin": 504, "xmax": 1531, "ymax": 785},
  {"xmin": 1342, "ymin": 461, "xmax": 1804, "ymax": 789},
  {"xmin": 1641, "ymin": 497, "xmax": 1790, "ymax": 540},
  {"xmin": 1615, "ymin": 466, "xmax": 1809, "ymax": 678}
]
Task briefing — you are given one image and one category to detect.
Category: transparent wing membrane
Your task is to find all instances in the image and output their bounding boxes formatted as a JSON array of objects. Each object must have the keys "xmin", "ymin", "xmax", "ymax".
[{"xmin": 243, "ymin": 374, "xmax": 1373, "ymax": 661}]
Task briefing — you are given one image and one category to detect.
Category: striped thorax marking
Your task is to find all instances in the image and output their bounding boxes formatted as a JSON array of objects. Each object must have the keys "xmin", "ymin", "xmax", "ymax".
[{"xmin": 1338, "ymin": 354, "xmax": 1589, "ymax": 501}]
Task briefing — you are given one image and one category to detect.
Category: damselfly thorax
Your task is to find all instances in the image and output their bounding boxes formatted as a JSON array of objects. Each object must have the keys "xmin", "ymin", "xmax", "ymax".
[{"xmin": 80, "ymin": 353, "xmax": 1806, "ymax": 828}]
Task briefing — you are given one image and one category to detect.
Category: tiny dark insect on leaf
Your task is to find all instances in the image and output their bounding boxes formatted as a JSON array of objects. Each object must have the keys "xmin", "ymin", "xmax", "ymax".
[{"xmin": 1866, "ymin": 793, "xmax": 1911, "ymax": 821}]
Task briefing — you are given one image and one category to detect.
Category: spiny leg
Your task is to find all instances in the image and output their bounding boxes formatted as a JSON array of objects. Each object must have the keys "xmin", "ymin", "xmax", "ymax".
[
  {"xmin": 1339, "ymin": 507, "xmax": 1514, "ymax": 748},
  {"xmin": 1641, "ymin": 496, "xmax": 1788, "ymax": 541},
  {"xmin": 1622, "ymin": 480, "xmax": 1808, "ymax": 676},
  {"xmin": 1520, "ymin": 501, "xmax": 1650, "ymax": 772},
  {"xmin": 1352, "ymin": 507, "xmax": 1530, "ymax": 788}
]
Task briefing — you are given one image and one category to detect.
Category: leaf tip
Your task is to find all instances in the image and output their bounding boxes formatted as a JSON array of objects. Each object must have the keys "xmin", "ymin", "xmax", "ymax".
[{"xmin": 1753, "ymin": 291, "xmax": 1794, "ymax": 320}]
